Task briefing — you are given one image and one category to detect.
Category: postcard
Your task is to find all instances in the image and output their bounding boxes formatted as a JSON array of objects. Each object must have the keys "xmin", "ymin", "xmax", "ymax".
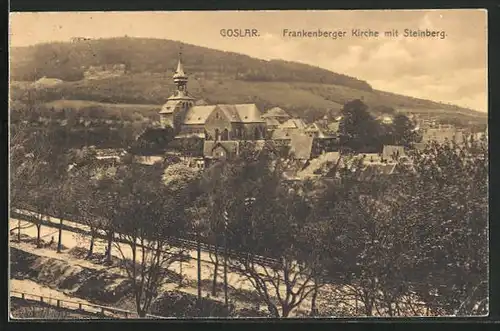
[{"xmin": 9, "ymin": 9, "xmax": 488, "ymax": 319}]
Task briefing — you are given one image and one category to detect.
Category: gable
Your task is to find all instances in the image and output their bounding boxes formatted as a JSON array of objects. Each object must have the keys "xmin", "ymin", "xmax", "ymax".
[
  {"xmin": 280, "ymin": 118, "xmax": 307, "ymax": 130},
  {"xmin": 203, "ymin": 141, "xmax": 240, "ymax": 158},
  {"xmin": 205, "ymin": 105, "xmax": 234, "ymax": 124}
]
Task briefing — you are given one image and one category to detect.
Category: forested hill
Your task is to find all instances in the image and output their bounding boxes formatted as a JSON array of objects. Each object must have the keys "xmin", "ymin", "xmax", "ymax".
[
  {"xmin": 10, "ymin": 37, "xmax": 486, "ymax": 125},
  {"xmin": 10, "ymin": 37, "xmax": 372, "ymax": 90}
]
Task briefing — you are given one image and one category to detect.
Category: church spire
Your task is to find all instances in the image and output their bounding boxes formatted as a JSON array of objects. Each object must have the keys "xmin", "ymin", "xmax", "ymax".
[
  {"xmin": 173, "ymin": 46, "xmax": 188, "ymax": 94},
  {"xmin": 175, "ymin": 50, "xmax": 186, "ymax": 78},
  {"xmin": 173, "ymin": 46, "xmax": 187, "ymax": 79}
]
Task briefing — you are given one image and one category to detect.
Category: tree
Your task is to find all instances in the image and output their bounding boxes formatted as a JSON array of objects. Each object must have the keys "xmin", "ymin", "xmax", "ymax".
[
  {"xmin": 339, "ymin": 99, "xmax": 381, "ymax": 152},
  {"xmin": 67, "ymin": 155, "xmax": 109, "ymax": 258},
  {"xmin": 400, "ymin": 140, "xmax": 488, "ymax": 315},
  {"xmin": 194, "ymin": 162, "xmax": 231, "ymax": 298},
  {"xmin": 113, "ymin": 162, "xmax": 192, "ymax": 317},
  {"xmin": 206, "ymin": 152, "xmax": 319, "ymax": 317},
  {"xmin": 162, "ymin": 160, "xmax": 205, "ymax": 295},
  {"xmin": 311, "ymin": 137, "xmax": 488, "ymax": 317},
  {"xmin": 390, "ymin": 114, "xmax": 420, "ymax": 147}
]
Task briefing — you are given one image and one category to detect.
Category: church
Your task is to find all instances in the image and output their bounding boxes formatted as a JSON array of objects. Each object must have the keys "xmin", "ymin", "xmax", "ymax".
[{"xmin": 159, "ymin": 53, "xmax": 267, "ymax": 160}]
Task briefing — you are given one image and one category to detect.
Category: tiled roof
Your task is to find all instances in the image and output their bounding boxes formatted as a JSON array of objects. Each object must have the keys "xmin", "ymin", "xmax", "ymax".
[
  {"xmin": 163, "ymin": 102, "xmax": 263, "ymax": 125},
  {"xmin": 184, "ymin": 105, "xmax": 217, "ymax": 125},
  {"xmin": 261, "ymin": 107, "xmax": 291, "ymax": 119},
  {"xmin": 297, "ymin": 151, "xmax": 341, "ymax": 179},
  {"xmin": 217, "ymin": 104, "xmax": 265, "ymax": 123}
]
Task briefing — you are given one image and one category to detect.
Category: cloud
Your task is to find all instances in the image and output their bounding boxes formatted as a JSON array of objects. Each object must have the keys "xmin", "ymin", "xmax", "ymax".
[{"xmin": 10, "ymin": 10, "xmax": 488, "ymax": 112}]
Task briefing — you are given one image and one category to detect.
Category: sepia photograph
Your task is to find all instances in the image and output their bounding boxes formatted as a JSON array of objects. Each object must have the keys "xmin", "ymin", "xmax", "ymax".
[{"xmin": 8, "ymin": 9, "xmax": 488, "ymax": 319}]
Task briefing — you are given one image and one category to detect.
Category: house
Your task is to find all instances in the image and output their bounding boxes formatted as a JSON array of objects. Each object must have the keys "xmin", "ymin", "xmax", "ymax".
[
  {"xmin": 203, "ymin": 141, "xmax": 240, "ymax": 161},
  {"xmin": 296, "ymin": 152, "xmax": 341, "ymax": 179},
  {"xmin": 422, "ymin": 127, "xmax": 465, "ymax": 144},
  {"xmin": 304, "ymin": 122, "xmax": 336, "ymax": 138}
]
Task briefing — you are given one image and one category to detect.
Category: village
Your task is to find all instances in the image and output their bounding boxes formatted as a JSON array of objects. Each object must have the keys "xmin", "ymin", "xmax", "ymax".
[{"xmin": 91, "ymin": 53, "xmax": 487, "ymax": 182}]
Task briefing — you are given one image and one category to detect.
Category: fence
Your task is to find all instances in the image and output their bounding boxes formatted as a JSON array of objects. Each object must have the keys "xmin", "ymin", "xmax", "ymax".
[{"xmin": 10, "ymin": 290, "xmax": 165, "ymax": 319}]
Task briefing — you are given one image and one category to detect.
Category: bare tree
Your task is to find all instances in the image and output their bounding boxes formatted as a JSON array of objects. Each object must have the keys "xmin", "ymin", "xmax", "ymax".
[{"xmin": 113, "ymin": 162, "xmax": 192, "ymax": 317}]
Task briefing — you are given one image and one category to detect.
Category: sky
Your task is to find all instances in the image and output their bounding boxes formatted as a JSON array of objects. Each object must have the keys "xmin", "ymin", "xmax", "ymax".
[{"xmin": 10, "ymin": 10, "xmax": 488, "ymax": 112}]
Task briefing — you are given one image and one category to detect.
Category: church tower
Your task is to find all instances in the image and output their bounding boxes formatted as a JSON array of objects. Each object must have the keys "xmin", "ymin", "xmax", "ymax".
[{"xmin": 159, "ymin": 49, "xmax": 195, "ymax": 132}]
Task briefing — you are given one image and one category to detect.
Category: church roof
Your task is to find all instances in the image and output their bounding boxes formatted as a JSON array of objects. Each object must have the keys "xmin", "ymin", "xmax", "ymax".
[
  {"xmin": 262, "ymin": 107, "xmax": 291, "ymax": 119},
  {"xmin": 216, "ymin": 104, "xmax": 265, "ymax": 123},
  {"xmin": 184, "ymin": 105, "xmax": 218, "ymax": 125}
]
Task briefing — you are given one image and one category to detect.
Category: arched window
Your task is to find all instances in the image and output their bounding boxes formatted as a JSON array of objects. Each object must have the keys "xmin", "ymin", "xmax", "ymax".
[
  {"xmin": 215, "ymin": 129, "xmax": 220, "ymax": 141},
  {"xmin": 254, "ymin": 127, "xmax": 261, "ymax": 140},
  {"xmin": 221, "ymin": 128, "xmax": 229, "ymax": 141}
]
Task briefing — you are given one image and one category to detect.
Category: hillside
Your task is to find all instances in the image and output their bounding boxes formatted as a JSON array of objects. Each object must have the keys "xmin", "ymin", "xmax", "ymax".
[
  {"xmin": 10, "ymin": 37, "xmax": 371, "ymax": 90},
  {"xmin": 10, "ymin": 37, "xmax": 486, "ymax": 125}
]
